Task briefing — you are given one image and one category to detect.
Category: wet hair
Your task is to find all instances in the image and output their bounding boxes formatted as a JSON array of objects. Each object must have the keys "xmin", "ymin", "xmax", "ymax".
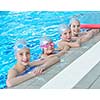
[{"xmin": 14, "ymin": 39, "xmax": 29, "ymax": 54}]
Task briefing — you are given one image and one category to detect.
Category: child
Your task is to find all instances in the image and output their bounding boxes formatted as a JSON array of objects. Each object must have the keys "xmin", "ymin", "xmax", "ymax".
[
  {"xmin": 57, "ymin": 24, "xmax": 81, "ymax": 51},
  {"xmin": 40, "ymin": 35, "xmax": 68, "ymax": 58},
  {"xmin": 6, "ymin": 39, "xmax": 60, "ymax": 87},
  {"xmin": 70, "ymin": 18, "xmax": 100, "ymax": 43}
]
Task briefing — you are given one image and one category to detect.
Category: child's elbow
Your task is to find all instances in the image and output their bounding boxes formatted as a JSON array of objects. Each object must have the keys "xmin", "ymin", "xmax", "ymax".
[
  {"xmin": 74, "ymin": 43, "xmax": 80, "ymax": 48},
  {"xmin": 76, "ymin": 43, "xmax": 80, "ymax": 47},
  {"xmin": 54, "ymin": 56, "xmax": 60, "ymax": 63},
  {"xmin": 6, "ymin": 79, "xmax": 13, "ymax": 88}
]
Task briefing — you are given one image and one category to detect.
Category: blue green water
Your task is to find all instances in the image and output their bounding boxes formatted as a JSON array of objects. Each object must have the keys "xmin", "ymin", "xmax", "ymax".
[{"xmin": 0, "ymin": 11, "xmax": 100, "ymax": 89}]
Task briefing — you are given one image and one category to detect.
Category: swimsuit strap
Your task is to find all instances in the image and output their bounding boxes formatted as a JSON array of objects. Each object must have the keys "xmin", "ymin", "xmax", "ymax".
[
  {"xmin": 18, "ymin": 66, "xmax": 36, "ymax": 76},
  {"xmin": 25, "ymin": 65, "xmax": 30, "ymax": 69},
  {"xmin": 12, "ymin": 65, "xmax": 36, "ymax": 77},
  {"xmin": 12, "ymin": 65, "xmax": 30, "ymax": 75},
  {"xmin": 53, "ymin": 50, "xmax": 60, "ymax": 54}
]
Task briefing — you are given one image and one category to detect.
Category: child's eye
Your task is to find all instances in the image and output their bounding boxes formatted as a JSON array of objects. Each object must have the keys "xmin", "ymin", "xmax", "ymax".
[
  {"xmin": 46, "ymin": 43, "xmax": 48, "ymax": 45},
  {"xmin": 26, "ymin": 52, "xmax": 30, "ymax": 55},
  {"xmin": 73, "ymin": 25, "xmax": 75, "ymax": 28},
  {"xmin": 19, "ymin": 53, "xmax": 23, "ymax": 56},
  {"xmin": 64, "ymin": 32, "xmax": 67, "ymax": 35},
  {"xmin": 51, "ymin": 43, "xmax": 54, "ymax": 46},
  {"xmin": 77, "ymin": 25, "xmax": 80, "ymax": 27}
]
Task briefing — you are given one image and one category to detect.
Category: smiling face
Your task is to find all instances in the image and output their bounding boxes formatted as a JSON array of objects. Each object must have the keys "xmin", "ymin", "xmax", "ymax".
[
  {"xmin": 61, "ymin": 29, "xmax": 72, "ymax": 42},
  {"xmin": 16, "ymin": 48, "xmax": 30, "ymax": 66},
  {"xmin": 70, "ymin": 20, "xmax": 80, "ymax": 36},
  {"xmin": 41, "ymin": 42, "xmax": 55, "ymax": 55}
]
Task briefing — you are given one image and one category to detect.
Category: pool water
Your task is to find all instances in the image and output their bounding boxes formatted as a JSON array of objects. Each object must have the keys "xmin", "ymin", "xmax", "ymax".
[{"xmin": 0, "ymin": 11, "xmax": 100, "ymax": 89}]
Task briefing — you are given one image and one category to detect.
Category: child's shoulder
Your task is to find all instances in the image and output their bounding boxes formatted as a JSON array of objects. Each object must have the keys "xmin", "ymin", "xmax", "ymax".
[
  {"xmin": 57, "ymin": 39, "xmax": 64, "ymax": 44},
  {"xmin": 40, "ymin": 54, "xmax": 46, "ymax": 59}
]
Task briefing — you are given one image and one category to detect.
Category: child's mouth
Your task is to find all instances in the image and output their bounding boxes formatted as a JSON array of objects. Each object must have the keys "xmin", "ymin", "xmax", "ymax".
[{"xmin": 22, "ymin": 59, "xmax": 29, "ymax": 63}]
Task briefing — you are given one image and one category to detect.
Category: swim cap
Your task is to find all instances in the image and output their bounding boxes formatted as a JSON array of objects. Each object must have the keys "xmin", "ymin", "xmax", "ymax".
[
  {"xmin": 40, "ymin": 35, "xmax": 53, "ymax": 47},
  {"xmin": 58, "ymin": 24, "xmax": 69, "ymax": 34},
  {"xmin": 14, "ymin": 39, "xmax": 29, "ymax": 54},
  {"xmin": 69, "ymin": 18, "xmax": 80, "ymax": 26}
]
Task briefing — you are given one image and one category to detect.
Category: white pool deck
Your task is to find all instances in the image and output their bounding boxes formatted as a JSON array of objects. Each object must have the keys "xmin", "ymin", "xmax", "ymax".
[{"xmin": 10, "ymin": 33, "xmax": 100, "ymax": 89}]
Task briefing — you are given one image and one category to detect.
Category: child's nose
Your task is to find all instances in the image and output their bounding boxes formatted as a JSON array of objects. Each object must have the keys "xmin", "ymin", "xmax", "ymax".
[
  {"xmin": 67, "ymin": 33, "xmax": 71, "ymax": 37},
  {"xmin": 23, "ymin": 53, "xmax": 28, "ymax": 59},
  {"xmin": 49, "ymin": 45, "xmax": 52, "ymax": 48}
]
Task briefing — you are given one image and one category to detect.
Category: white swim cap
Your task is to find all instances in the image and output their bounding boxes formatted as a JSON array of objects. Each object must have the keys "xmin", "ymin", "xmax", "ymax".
[
  {"xmin": 58, "ymin": 24, "xmax": 69, "ymax": 34},
  {"xmin": 69, "ymin": 18, "xmax": 80, "ymax": 25},
  {"xmin": 40, "ymin": 35, "xmax": 52, "ymax": 47},
  {"xmin": 14, "ymin": 39, "xmax": 29, "ymax": 54}
]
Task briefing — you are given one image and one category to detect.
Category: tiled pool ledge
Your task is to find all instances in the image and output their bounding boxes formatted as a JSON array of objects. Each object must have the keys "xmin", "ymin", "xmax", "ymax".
[
  {"xmin": 10, "ymin": 33, "xmax": 100, "ymax": 89},
  {"xmin": 41, "ymin": 41, "xmax": 100, "ymax": 89}
]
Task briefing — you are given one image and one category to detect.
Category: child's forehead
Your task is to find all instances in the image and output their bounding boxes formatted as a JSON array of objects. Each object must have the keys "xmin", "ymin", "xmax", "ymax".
[
  {"xmin": 47, "ymin": 41, "xmax": 53, "ymax": 43},
  {"xmin": 44, "ymin": 41, "xmax": 53, "ymax": 44},
  {"xmin": 17, "ymin": 48, "xmax": 30, "ymax": 53},
  {"xmin": 62, "ymin": 29, "xmax": 71, "ymax": 33},
  {"xmin": 71, "ymin": 20, "xmax": 80, "ymax": 24}
]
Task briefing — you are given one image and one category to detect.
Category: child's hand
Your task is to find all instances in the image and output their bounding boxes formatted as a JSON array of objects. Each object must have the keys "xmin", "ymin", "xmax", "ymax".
[
  {"xmin": 71, "ymin": 36, "xmax": 78, "ymax": 41},
  {"xmin": 32, "ymin": 67, "xmax": 45, "ymax": 76},
  {"xmin": 73, "ymin": 32, "xmax": 79, "ymax": 37},
  {"xmin": 76, "ymin": 38, "xmax": 81, "ymax": 43}
]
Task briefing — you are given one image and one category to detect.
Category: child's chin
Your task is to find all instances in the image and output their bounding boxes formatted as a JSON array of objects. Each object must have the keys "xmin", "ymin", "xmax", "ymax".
[
  {"xmin": 22, "ymin": 62, "xmax": 29, "ymax": 66},
  {"xmin": 47, "ymin": 51, "xmax": 53, "ymax": 54},
  {"xmin": 66, "ymin": 39, "xmax": 71, "ymax": 42}
]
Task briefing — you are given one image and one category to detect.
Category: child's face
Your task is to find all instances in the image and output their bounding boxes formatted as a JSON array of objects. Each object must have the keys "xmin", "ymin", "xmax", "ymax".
[
  {"xmin": 70, "ymin": 20, "xmax": 80, "ymax": 34},
  {"xmin": 16, "ymin": 48, "xmax": 30, "ymax": 66},
  {"xmin": 61, "ymin": 29, "xmax": 72, "ymax": 42},
  {"xmin": 42, "ymin": 42, "xmax": 54, "ymax": 55}
]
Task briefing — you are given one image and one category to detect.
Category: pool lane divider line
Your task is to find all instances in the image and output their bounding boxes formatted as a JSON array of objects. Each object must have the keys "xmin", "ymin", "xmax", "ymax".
[{"xmin": 41, "ymin": 41, "xmax": 100, "ymax": 89}]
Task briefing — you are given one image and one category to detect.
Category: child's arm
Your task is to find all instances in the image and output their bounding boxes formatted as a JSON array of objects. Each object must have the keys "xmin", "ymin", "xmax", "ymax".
[
  {"xmin": 55, "ymin": 46, "xmax": 70, "ymax": 57},
  {"xmin": 30, "ymin": 58, "xmax": 47, "ymax": 66},
  {"xmin": 6, "ymin": 69, "xmax": 36, "ymax": 87},
  {"xmin": 40, "ymin": 56, "xmax": 60, "ymax": 69},
  {"xmin": 66, "ymin": 39, "xmax": 81, "ymax": 48},
  {"xmin": 80, "ymin": 29, "xmax": 99, "ymax": 43},
  {"xmin": 33, "ymin": 56, "xmax": 60, "ymax": 74}
]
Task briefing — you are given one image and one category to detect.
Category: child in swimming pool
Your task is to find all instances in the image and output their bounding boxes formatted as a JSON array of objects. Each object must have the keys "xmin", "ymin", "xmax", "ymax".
[
  {"xmin": 57, "ymin": 24, "xmax": 81, "ymax": 51},
  {"xmin": 6, "ymin": 39, "xmax": 60, "ymax": 87},
  {"xmin": 70, "ymin": 18, "xmax": 100, "ymax": 43},
  {"xmin": 40, "ymin": 35, "xmax": 68, "ymax": 58}
]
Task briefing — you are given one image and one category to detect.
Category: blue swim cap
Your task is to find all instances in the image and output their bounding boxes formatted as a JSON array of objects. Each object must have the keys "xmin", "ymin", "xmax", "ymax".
[
  {"xmin": 58, "ymin": 24, "xmax": 69, "ymax": 34},
  {"xmin": 14, "ymin": 39, "xmax": 29, "ymax": 54}
]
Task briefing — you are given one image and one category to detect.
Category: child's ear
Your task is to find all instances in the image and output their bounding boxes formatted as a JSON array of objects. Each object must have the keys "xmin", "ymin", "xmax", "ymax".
[
  {"xmin": 60, "ymin": 34, "xmax": 62, "ymax": 39},
  {"xmin": 69, "ymin": 24, "xmax": 71, "ymax": 28}
]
